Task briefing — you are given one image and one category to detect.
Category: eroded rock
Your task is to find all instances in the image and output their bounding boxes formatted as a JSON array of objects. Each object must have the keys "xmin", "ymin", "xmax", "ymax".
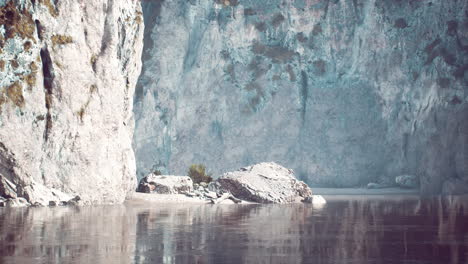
[
  {"xmin": 137, "ymin": 174, "xmax": 193, "ymax": 194},
  {"xmin": 0, "ymin": 0, "xmax": 144, "ymax": 205},
  {"xmin": 134, "ymin": 0, "xmax": 467, "ymax": 194},
  {"xmin": 1, "ymin": 197, "xmax": 30, "ymax": 207},
  {"xmin": 215, "ymin": 162, "xmax": 312, "ymax": 204},
  {"xmin": 0, "ymin": 175, "xmax": 17, "ymax": 199}
]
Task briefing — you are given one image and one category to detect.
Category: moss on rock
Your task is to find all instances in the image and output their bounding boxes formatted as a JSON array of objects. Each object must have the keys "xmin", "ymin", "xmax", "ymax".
[
  {"xmin": 39, "ymin": 0, "xmax": 59, "ymax": 17},
  {"xmin": 24, "ymin": 73, "xmax": 36, "ymax": 88},
  {"xmin": 135, "ymin": 11, "xmax": 143, "ymax": 24},
  {"xmin": 0, "ymin": 1, "xmax": 36, "ymax": 41},
  {"xmin": 51, "ymin": 35, "xmax": 73, "ymax": 46},
  {"xmin": 6, "ymin": 82, "xmax": 25, "ymax": 108},
  {"xmin": 23, "ymin": 41, "xmax": 32, "ymax": 51}
]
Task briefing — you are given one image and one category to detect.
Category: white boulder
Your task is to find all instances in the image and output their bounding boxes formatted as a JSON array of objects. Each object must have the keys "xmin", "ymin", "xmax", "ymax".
[
  {"xmin": 215, "ymin": 162, "xmax": 312, "ymax": 204},
  {"xmin": 137, "ymin": 174, "xmax": 193, "ymax": 194}
]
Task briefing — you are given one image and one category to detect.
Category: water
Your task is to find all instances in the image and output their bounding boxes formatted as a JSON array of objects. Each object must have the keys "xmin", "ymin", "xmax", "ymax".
[{"xmin": 0, "ymin": 196, "xmax": 467, "ymax": 264}]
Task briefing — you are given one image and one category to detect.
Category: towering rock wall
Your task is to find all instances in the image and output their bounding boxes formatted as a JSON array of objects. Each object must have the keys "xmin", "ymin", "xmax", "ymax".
[
  {"xmin": 134, "ymin": 0, "xmax": 467, "ymax": 193},
  {"xmin": 0, "ymin": 0, "xmax": 143, "ymax": 204}
]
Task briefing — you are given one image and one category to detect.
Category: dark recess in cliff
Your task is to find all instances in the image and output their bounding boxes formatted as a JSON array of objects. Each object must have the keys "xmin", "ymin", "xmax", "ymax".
[
  {"xmin": 300, "ymin": 71, "xmax": 308, "ymax": 122},
  {"xmin": 134, "ymin": 0, "xmax": 165, "ymax": 103},
  {"xmin": 40, "ymin": 47, "xmax": 54, "ymax": 141},
  {"xmin": 35, "ymin": 19, "xmax": 43, "ymax": 40}
]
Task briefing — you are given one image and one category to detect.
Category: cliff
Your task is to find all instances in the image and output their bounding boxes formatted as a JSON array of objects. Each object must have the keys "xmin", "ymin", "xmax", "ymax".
[
  {"xmin": 0, "ymin": 0, "xmax": 143, "ymax": 204},
  {"xmin": 134, "ymin": 0, "xmax": 467, "ymax": 193}
]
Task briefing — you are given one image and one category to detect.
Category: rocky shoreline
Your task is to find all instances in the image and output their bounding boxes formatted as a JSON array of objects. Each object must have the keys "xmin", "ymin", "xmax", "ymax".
[
  {"xmin": 136, "ymin": 162, "xmax": 318, "ymax": 205},
  {"xmin": 1, "ymin": 161, "xmax": 465, "ymax": 208}
]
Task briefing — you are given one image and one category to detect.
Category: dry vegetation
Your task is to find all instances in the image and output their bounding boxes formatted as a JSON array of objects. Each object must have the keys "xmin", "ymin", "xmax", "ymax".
[
  {"xmin": 51, "ymin": 35, "xmax": 73, "ymax": 46},
  {"xmin": 188, "ymin": 164, "xmax": 213, "ymax": 184}
]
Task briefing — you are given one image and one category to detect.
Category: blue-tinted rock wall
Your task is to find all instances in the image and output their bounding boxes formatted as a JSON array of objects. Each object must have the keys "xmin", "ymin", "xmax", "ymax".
[{"xmin": 134, "ymin": 0, "xmax": 467, "ymax": 192}]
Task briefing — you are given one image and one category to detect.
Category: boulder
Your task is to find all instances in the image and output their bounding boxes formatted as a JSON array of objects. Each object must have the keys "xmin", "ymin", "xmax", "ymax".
[
  {"xmin": 215, "ymin": 162, "xmax": 312, "ymax": 203},
  {"xmin": 137, "ymin": 174, "xmax": 193, "ymax": 194},
  {"xmin": 395, "ymin": 175, "xmax": 419, "ymax": 189},
  {"xmin": 442, "ymin": 178, "xmax": 468, "ymax": 195}
]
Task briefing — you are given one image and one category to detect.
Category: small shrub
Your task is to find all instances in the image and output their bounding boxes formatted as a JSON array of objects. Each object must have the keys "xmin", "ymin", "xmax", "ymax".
[
  {"xmin": 152, "ymin": 170, "xmax": 162, "ymax": 176},
  {"xmin": 188, "ymin": 164, "xmax": 212, "ymax": 184}
]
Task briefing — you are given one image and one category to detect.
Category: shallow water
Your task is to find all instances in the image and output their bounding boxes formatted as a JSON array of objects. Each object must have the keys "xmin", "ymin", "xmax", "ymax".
[{"xmin": 0, "ymin": 196, "xmax": 467, "ymax": 264}]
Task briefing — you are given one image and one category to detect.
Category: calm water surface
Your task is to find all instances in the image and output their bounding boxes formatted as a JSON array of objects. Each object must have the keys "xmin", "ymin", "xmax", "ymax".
[{"xmin": 0, "ymin": 196, "xmax": 467, "ymax": 264}]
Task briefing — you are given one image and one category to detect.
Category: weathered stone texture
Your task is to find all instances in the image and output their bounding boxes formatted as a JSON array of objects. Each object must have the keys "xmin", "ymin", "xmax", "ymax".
[
  {"xmin": 134, "ymin": 0, "xmax": 467, "ymax": 193},
  {"xmin": 0, "ymin": 0, "xmax": 144, "ymax": 204}
]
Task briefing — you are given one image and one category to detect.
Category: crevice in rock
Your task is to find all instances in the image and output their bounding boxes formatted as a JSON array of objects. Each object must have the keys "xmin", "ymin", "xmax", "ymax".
[
  {"xmin": 40, "ymin": 46, "xmax": 54, "ymax": 142},
  {"xmin": 99, "ymin": 0, "xmax": 114, "ymax": 55},
  {"xmin": 117, "ymin": 19, "xmax": 128, "ymax": 73},
  {"xmin": 35, "ymin": 19, "xmax": 43, "ymax": 40},
  {"xmin": 300, "ymin": 71, "xmax": 308, "ymax": 123},
  {"xmin": 134, "ymin": 0, "xmax": 164, "ymax": 105}
]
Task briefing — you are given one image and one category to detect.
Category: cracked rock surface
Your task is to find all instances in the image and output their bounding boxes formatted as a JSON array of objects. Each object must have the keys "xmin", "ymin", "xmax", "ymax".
[
  {"xmin": 134, "ymin": 0, "xmax": 467, "ymax": 193},
  {"xmin": 215, "ymin": 162, "xmax": 312, "ymax": 203},
  {"xmin": 0, "ymin": 0, "xmax": 143, "ymax": 204}
]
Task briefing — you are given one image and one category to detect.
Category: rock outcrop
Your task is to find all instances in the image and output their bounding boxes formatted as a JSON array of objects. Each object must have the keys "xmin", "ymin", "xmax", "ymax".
[
  {"xmin": 0, "ymin": 197, "xmax": 29, "ymax": 207},
  {"xmin": 134, "ymin": 0, "xmax": 468, "ymax": 194},
  {"xmin": 0, "ymin": 0, "xmax": 143, "ymax": 204},
  {"xmin": 214, "ymin": 162, "xmax": 312, "ymax": 203},
  {"xmin": 137, "ymin": 174, "xmax": 193, "ymax": 194}
]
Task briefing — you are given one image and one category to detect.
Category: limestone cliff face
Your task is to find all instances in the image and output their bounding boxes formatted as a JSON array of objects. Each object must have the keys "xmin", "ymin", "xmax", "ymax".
[
  {"xmin": 0, "ymin": 0, "xmax": 143, "ymax": 204},
  {"xmin": 134, "ymin": 0, "xmax": 467, "ymax": 192}
]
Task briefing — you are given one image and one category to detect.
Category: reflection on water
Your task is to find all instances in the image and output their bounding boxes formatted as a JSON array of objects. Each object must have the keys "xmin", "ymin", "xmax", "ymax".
[{"xmin": 0, "ymin": 196, "xmax": 467, "ymax": 264}]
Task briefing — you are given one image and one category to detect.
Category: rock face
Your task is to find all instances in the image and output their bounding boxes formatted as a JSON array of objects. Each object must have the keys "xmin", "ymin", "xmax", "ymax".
[
  {"xmin": 215, "ymin": 162, "xmax": 312, "ymax": 203},
  {"xmin": 0, "ymin": 0, "xmax": 144, "ymax": 204},
  {"xmin": 0, "ymin": 175, "xmax": 17, "ymax": 199},
  {"xmin": 0, "ymin": 197, "xmax": 30, "ymax": 207},
  {"xmin": 137, "ymin": 174, "xmax": 193, "ymax": 194},
  {"xmin": 133, "ymin": 0, "xmax": 467, "ymax": 193}
]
